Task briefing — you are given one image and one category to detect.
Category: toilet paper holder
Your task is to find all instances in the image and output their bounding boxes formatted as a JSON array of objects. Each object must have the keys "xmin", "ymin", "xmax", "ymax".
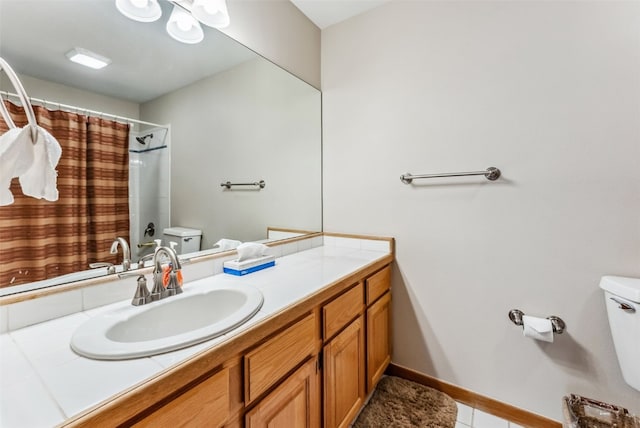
[{"xmin": 508, "ymin": 309, "xmax": 566, "ymax": 334}]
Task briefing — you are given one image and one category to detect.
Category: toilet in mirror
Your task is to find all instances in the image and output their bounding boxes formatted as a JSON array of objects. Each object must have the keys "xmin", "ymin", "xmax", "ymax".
[
  {"xmin": 600, "ymin": 276, "xmax": 640, "ymax": 391},
  {"xmin": 163, "ymin": 227, "xmax": 202, "ymax": 255}
]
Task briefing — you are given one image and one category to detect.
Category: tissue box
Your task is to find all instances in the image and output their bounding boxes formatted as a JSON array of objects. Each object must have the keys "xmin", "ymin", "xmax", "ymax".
[{"xmin": 223, "ymin": 255, "xmax": 275, "ymax": 276}]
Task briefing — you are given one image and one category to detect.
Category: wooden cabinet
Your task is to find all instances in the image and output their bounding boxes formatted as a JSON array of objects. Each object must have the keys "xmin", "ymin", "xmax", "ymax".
[
  {"xmin": 321, "ymin": 266, "xmax": 391, "ymax": 427},
  {"xmin": 323, "ymin": 316, "xmax": 365, "ymax": 428},
  {"xmin": 133, "ymin": 367, "xmax": 230, "ymax": 428},
  {"xmin": 245, "ymin": 357, "xmax": 321, "ymax": 428},
  {"xmin": 130, "ymin": 263, "xmax": 390, "ymax": 428},
  {"xmin": 366, "ymin": 291, "xmax": 391, "ymax": 392}
]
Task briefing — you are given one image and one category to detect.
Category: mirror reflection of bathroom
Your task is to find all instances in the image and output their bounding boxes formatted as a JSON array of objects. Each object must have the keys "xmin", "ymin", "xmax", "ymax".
[
  {"xmin": 128, "ymin": 126, "xmax": 170, "ymax": 260},
  {"xmin": 0, "ymin": 0, "xmax": 322, "ymax": 294}
]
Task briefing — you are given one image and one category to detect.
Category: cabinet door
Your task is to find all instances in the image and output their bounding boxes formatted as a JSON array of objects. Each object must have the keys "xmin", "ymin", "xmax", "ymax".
[
  {"xmin": 245, "ymin": 357, "xmax": 321, "ymax": 428},
  {"xmin": 323, "ymin": 316, "xmax": 365, "ymax": 428},
  {"xmin": 367, "ymin": 291, "xmax": 391, "ymax": 392}
]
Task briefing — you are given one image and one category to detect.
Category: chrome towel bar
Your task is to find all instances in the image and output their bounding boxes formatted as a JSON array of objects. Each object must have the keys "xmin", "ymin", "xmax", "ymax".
[
  {"xmin": 220, "ymin": 180, "xmax": 266, "ymax": 189},
  {"xmin": 400, "ymin": 167, "xmax": 501, "ymax": 184}
]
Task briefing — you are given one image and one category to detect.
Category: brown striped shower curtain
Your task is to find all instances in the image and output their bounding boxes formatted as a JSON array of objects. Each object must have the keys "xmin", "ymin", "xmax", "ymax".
[{"xmin": 0, "ymin": 101, "xmax": 130, "ymax": 288}]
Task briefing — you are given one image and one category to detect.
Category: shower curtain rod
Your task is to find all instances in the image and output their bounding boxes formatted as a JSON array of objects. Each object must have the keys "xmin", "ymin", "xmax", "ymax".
[{"xmin": 0, "ymin": 90, "xmax": 167, "ymax": 129}]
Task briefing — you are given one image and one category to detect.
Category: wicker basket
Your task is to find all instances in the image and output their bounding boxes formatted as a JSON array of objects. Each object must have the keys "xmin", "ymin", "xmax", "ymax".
[{"xmin": 562, "ymin": 394, "xmax": 640, "ymax": 428}]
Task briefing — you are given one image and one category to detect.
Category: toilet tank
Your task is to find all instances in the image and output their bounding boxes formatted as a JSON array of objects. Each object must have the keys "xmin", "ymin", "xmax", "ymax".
[
  {"xmin": 600, "ymin": 276, "xmax": 640, "ymax": 392},
  {"xmin": 163, "ymin": 227, "xmax": 202, "ymax": 255}
]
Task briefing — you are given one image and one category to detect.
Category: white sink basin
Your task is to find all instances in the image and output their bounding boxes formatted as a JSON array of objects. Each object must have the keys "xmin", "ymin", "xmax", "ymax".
[{"xmin": 71, "ymin": 282, "xmax": 263, "ymax": 360}]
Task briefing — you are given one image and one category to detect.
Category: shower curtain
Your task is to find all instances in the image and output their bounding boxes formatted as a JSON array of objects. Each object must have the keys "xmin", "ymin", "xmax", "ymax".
[{"xmin": 0, "ymin": 101, "xmax": 130, "ymax": 288}]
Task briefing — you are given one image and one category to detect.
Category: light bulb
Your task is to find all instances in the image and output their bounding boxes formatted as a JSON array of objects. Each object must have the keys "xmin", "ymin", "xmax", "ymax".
[
  {"xmin": 203, "ymin": 1, "xmax": 218, "ymax": 14},
  {"xmin": 192, "ymin": 0, "xmax": 229, "ymax": 28},
  {"xmin": 176, "ymin": 15, "xmax": 193, "ymax": 31},
  {"xmin": 130, "ymin": 0, "xmax": 148, "ymax": 8}
]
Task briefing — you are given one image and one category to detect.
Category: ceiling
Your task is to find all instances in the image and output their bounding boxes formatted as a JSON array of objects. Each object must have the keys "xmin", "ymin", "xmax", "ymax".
[{"xmin": 290, "ymin": 0, "xmax": 391, "ymax": 29}]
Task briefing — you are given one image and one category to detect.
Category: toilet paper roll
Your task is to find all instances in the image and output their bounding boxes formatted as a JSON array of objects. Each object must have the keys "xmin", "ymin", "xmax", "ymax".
[{"xmin": 522, "ymin": 315, "xmax": 554, "ymax": 343}]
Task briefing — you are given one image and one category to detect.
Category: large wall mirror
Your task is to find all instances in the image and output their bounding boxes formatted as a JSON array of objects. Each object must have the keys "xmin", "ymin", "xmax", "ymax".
[{"xmin": 0, "ymin": 0, "xmax": 322, "ymax": 295}]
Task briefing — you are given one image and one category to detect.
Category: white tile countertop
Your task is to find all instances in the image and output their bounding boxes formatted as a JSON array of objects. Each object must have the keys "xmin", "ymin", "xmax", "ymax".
[{"xmin": 0, "ymin": 238, "xmax": 391, "ymax": 428}]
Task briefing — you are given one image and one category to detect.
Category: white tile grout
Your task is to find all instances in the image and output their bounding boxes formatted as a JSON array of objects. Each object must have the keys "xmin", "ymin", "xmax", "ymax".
[
  {"xmin": 456, "ymin": 402, "xmax": 474, "ymax": 426},
  {"xmin": 456, "ymin": 401, "xmax": 515, "ymax": 428}
]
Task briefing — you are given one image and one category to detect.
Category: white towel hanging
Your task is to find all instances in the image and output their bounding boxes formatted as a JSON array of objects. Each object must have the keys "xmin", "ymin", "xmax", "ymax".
[
  {"xmin": 19, "ymin": 126, "xmax": 62, "ymax": 201},
  {"xmin": 0, "ymin": 57, "xmax": 62, "ymax": 205},
  {"xmin": 0, "ymin": 127, "xmax": 34, "ymax": 205}
]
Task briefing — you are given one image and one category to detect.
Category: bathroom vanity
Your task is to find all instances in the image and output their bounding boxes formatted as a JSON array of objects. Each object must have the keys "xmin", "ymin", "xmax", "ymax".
[{"xmin": 0, "ymin": 234, "xmax": 393, "ymax": 428}]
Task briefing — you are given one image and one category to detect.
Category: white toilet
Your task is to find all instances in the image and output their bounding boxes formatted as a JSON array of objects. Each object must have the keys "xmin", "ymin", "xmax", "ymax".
[
  {"xmin": 163, "ymin": 227, "xmax": 202, "ymax": 255},
  {"xmin": 600, "ymin": 276, "xmax": 640, "ymax": 392}
]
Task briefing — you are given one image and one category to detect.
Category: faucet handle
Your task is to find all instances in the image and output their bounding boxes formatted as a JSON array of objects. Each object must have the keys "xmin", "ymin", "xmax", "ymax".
[
  {"xmin": 89, "ymin": 262, "xmax": 112, "ymax": 268},
  {"xmin": 132, "ymin": 275, "xmax": 151, "ymax": 306},
  {"xmin": 138, "ymin": 253, "xmax": 155, "ymax": 267},
  {"xmin": 165, "ymin": 271, "xmax": 183, "ymax": 297},
  {"xmin": 89, "ymin": 262, "xmax": 116, "ymax": 275}
]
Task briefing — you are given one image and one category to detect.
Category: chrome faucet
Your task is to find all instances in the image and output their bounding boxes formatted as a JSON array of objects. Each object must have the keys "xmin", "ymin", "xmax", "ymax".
[
  {"xmin": 110, "ymin": 237, "xmax": 131, "ymax": 272},
  {"xmin": 150, "ymin": 246, "xmax": 183, "ymax": 301}
]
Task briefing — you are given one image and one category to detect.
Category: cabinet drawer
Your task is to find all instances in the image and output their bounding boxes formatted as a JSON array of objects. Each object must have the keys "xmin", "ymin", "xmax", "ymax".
[
  {"xmin": 323, "ymin": 282, "xmax": 363, "ymax": 341},
  {"xmin": 133, "ymin": 367, "xmax": 229, "ymax": 427},
  {"xmin": 365, "ymin": 266, "xmax": 391, "ymax": 305},
  {"xmin": 245, "ymin": 313, "xmax": 317, "ymax": 404}
]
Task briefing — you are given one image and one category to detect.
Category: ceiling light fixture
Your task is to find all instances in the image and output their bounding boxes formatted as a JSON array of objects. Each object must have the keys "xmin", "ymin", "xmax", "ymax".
[
  {"xmin": 166, "ymin": 4, "xmax": 204, "ymax": 44},
  {"xmin": 115, "ymin": 0, "xmax": 162, "ymax": 22},
  {"xmin": 115, "ymin": 0, "xmax": 230, "ymax": 45},
  {"xmin": 65, "ymin": 48, "xmax": 112, "ymax": 70},
  {"xmin": 191, "ymin": 0, "xmax": 230, "ymax": 28}
]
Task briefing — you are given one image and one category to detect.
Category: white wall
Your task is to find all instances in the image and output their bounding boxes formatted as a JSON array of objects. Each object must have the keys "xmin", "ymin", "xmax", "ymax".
[
  {"xmin": 141, "ymin": 58, "xmax": 321, "ymax": 249},
  {"xmin": 322, "ymin": 0, "xmax": 640, "ymax": 420},
  {"xmin": 221, "ymin": 0, "xmax": 321, "ymax": 89},
  {"xmin": 1, "ymin": 74, "xmax": 139, "ymax": 120}
]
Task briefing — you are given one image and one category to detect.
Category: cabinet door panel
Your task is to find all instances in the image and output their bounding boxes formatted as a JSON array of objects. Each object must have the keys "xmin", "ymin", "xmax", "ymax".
[
  {"xmin": 245, "ymin": 357, "xmax": 321, "ymax": 428},
  {"xmin": 324, "ymin": 316, "xmax": 365, "ymax": 428},
  {"xmin": 367, "ymin": 291, "xmax": 391, "ymax": 392}
]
